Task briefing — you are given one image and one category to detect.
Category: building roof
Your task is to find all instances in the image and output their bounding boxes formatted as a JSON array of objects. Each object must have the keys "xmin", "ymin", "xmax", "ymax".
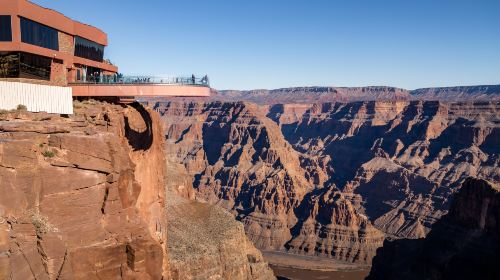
[{"xmin": 1, "ymin": 0, "xmax": 109, "ymax": 46}]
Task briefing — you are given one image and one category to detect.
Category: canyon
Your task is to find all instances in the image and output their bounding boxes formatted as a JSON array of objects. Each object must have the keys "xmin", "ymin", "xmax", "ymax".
[
  {"xmin": 0, "ymin": 84, "xmax": 498, "ymax": 279},
  {"xmin": 0, "ymin": 101, "xmax": 274, "ymax": 280},
  {"xmin": 157, "ymin": 96, "xmax": 499, "ymax": 269},
  {"xmin": 367, "ymin": 177, "xmax": 500, "ymax": 280},
  {"xmin": 0, "ymin": 102, "xmax": 169, "ymax": 279}
]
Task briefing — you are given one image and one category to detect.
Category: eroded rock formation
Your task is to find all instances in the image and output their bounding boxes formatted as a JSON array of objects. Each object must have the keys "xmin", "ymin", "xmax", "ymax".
[
  {"xmin": 367, "ymin": 177, "xmax": 500, "ymax": 280},
  {"xmin": 161, "ymin": 106, "xmax": 276, "ymax": 279},
  {"xmin": 0, "ymin": 101, "xmax": 277, "ymax": 280},
  {"xmin": 166, "ymin": 190, "xmax": 275, "ymax": 280},
  {"xmin": 159, "ymin": 102, "xmax": 387, "ymax": 265},
  {"xmin": 158, "ymin": 100, "xmax": 499, "ymax": 266},
  {"xmin": 0, "ymin": 101, "xmax": 169, "ymax": 279},
  {"xmin": 276, "ymin": 101, "xmax": 499, "ymax": 240}
]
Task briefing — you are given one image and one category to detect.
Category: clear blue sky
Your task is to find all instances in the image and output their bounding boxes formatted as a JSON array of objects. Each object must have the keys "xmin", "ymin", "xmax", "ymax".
[{"xmin": 33, "ymin": 0, "xmax": 500, "ymax": 90}]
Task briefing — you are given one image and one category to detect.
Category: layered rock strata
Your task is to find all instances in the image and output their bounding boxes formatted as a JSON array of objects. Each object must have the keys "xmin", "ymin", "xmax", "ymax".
[
  {"xmin": 158, "ymin": 100, "xmax": 499, "ymax": 266},
  {"xmin": 274, "ymin": 101, "xmax": 499, "ymax": 239},
  {"xmin": 0, "ymin": 101, "xmax": 169, "ymax": 279},
  {"xmin": 163, "ymin": 130, "xmax": 276, "ymax": 280},
  {"xmin": 367, "ymin": 177, "xmax": 500, "ymax": 280},
  {"xmin": 211, "ymin": 85, "xmax": 500, "ymax": 104},
  {"xmin": 166, "ymin": 189, "xmax": 275, "ymax": 280},
  {"xmin": 158, "ymin": 101, "xmax": 386, "ymax": 265}
]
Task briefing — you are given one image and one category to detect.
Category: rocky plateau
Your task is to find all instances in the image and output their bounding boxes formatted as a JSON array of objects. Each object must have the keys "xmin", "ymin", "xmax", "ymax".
[{"xmin": 212, "ymin": 85, "xmax": 500, "ymax": 104}]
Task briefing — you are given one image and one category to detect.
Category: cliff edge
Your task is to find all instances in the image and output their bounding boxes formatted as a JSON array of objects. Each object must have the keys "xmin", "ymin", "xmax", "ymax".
[
  {"xmin": 0, "ymin": 101, "xmax": 169, "ymax": 279},
  {"xmin": 0, "ymin": 101, "xmax": 276, "ymax": 280}
]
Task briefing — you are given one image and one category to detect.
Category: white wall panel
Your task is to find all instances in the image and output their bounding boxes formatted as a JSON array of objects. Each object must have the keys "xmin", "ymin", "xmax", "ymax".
[{"xmin": 0, "ymin": 81, "xmax": 73, "ymax": 114}]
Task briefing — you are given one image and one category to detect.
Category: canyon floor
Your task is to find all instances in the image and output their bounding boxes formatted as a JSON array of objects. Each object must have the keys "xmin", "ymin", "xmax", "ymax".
[{"xmin": 271, "ymin": 265, "xmax": 369, "ymax": 280}]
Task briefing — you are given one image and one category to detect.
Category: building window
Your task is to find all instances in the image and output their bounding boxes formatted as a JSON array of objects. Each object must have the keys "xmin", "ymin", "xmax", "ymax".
[
  {"xmin": 0, "ymin": 52, "xmax": 51, "ymax": 80},
  {"xmin": 0, "ymin": 52, "xmax": 19, "ymax": 78},
  {"xmin": 19, "ymin": 52, "xmax": 52, "ymax": 80},
  {"xmin": 0, "ymin": 16, "xmax": 12, "ymax": 42},
  {"xmin": 74, "ymin": 36, "xmax": 104, "ymax": 62},
  {"xmin": 20, "ymin": 17, "xmax": 59, "ymax": 51}
]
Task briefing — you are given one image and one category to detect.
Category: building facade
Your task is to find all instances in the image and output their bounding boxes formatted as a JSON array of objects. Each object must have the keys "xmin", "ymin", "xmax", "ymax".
[
  {"xmin": 0, "ymin": 0, "xmax": 118, "ymax": 86},
  {"xmin": 0, "ymin": 0, "xmax": 210, "ymax": 114}
]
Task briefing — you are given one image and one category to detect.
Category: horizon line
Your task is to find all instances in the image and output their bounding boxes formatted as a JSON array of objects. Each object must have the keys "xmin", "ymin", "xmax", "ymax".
[{"xmin": 215, "ymin": 83, "xmax": 500, "ymax": 92}]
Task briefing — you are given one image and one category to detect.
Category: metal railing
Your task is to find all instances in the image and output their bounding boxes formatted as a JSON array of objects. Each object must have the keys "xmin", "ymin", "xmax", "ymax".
[{"xmin": 70, "ymin": 75, "xmax": 210, "ymax": 87}]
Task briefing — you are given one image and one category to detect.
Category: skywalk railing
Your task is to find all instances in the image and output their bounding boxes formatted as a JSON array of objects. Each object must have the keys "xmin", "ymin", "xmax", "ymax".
[{"xmin": 70, "ymin": 75, "xmax": 210, "ymax": 87}]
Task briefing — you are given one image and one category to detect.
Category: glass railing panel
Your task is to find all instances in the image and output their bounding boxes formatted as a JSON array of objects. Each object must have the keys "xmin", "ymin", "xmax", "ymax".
[{"xmin": 70, "ymin": 75, "xmax": 210, "ymax": 87}]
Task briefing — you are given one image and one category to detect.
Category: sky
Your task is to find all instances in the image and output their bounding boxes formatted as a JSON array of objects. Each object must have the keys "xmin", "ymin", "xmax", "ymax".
[{"xmin": 33, "ymin": 0, "xmax": 500, "ymax": 90}]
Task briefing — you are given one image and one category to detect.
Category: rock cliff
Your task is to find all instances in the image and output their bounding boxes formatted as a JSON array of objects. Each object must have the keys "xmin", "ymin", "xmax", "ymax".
[
  {"xmin": 275, "ymin": 101, "xmax": 499, "ymax": 240},
  {"xmin": 166, "ymin": 189, "xmax": 275, "ymax": 280},
  {"xmin": 367, "ymin": 177, "xmax": 500, "ymax": 280},
  {"xmin": 0, "ymin": 101, "xmax": 275, "ymax": 280},
  {"xmin": 158, "ymin": 101, "xmax": 387, "ymax": 265},
  {"xmin": 0, "ymin": 101, "xmax": 168, "ymax": 279},
  {"xmin": 162, "ymin": 107, "xmax": 276, "ymax": 280},
  {"xmin": 157, "ymin": 100, "xmax": 499, "ymax": 267}
]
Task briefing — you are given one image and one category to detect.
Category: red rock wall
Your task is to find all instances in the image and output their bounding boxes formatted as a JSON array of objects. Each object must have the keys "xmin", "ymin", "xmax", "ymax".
[
  {"xmin": 157, "ymin": 100, "xmax": 499, "ymax": 266},
  {"xmin": 0, "ymin": 102, "xmax": 168, "ymax": 279},
  {"xmin": 367, "ymin": 178, "xmax": 500, "ymax": 280}
]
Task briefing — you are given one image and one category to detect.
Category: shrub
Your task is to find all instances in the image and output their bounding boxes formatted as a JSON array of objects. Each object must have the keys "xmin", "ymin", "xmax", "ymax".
[
  {"xmin": 16, "ymin": 104, "xmax": 27, "ymax": 111},
  {"xmin": 42, "ymin": 150, "xmax": 57, "ymax": 158},
  {"xmin": 26, "ymin": 209, "xmax": 58, "ymax": 236},
  {"xmin": 73, "ymin": 101, "xmax": 83, "ymax": 109},
  {"xmin": 82, "ymin": 99, "xmax": 97, "ymax": 105}
]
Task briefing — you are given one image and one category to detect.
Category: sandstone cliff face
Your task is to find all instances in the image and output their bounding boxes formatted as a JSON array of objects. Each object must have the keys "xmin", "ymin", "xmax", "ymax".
[
  {"xmin": 166, "ymin": 190, "xmax": 275, "ymax": 280},
  {"xmin": 0, "ymin": 102, "xmax": 168, "ymax": 279},
  {"xmin": 367, "ymin": 177, "xmax": 500, "ymax": 280},
  {"xmin": 285, "ymin": 187, "xmax": 384, "ymax": 264},
  {"xmin": 162, "ymin": 109, "xmax": 276, "ymax": 280},
  {"xmin": 274, "ymin": 101, "xmax": 499, "ymax": 240},
  {"xmin": 157, "ymin": 100, "xmax": 499, "ymax": 266},
  {"xmin": 158, "ymin": 101, "xmax": 386, "ymax": 265}
]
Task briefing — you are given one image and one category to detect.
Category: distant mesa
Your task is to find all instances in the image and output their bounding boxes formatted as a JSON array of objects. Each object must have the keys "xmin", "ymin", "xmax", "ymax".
[{"xmin": 210, "ymin": 85, "xmax": 500, "ymax": 104}]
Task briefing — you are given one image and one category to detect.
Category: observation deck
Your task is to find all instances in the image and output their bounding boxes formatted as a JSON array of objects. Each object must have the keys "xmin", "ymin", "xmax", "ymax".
[{"xmin": 70, "ymin": 76, "xmax": 211, "ymax": 98}]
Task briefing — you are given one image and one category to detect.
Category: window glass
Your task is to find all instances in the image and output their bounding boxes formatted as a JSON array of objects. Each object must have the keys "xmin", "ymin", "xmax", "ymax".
[
  {"xmin": 0, "ymin": 16, "xmax": 12, "ymax": 42},
  {"xmin": 74, "ymin": 36, "xmax": 104, "ymax": 62},
  {"xmin": 0, "ymin": 52, "xmax": 51, "ymax": 80},
  {"xmin": 19, "ymin": 52, "xmax": 51, "ymax": 80},
  {"xmin": 0, "ymin": 52, "xmax": 19, "ymax": 78},
  {"xmin": 20, "ymin": 17, "xmax": 59, "ymax": 50}
]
